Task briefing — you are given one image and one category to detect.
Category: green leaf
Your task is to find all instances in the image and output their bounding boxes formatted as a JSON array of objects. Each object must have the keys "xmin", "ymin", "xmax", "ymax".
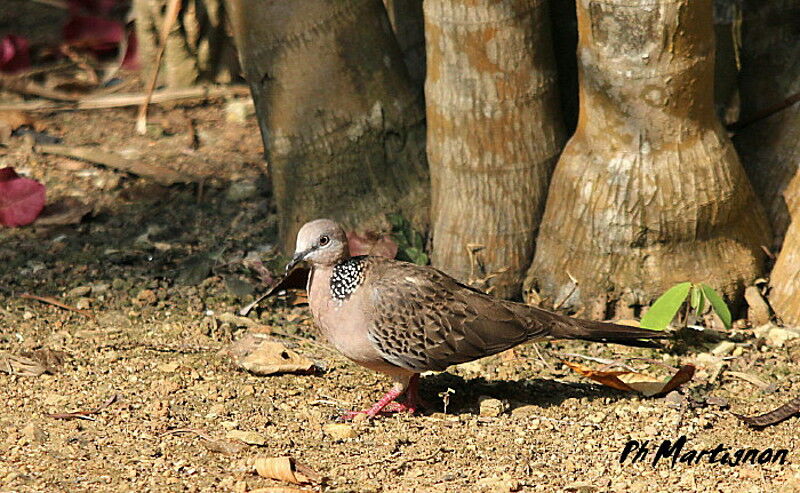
[
  {"xmin": 393, "ymin": 233, "xmax": 410, "ymax": 249},
  {"xmin": 640, "ymin": 282, "xmax": 692, "ymax": 330},
  {"xmin": 689, "ymin": 284, "xmax": 706, "ymax": 319},
  {"xmin": 387, "ymin": 213, "xmax": 405, "ymax": 229},
  {"xmin": 700, "ymin": 283, "xmax": 732, "ymax": 330},
  {"xmin": 696, "ymin": 289, "xmax": 705, "ymax": 315},
  {"xmin": 690, "ymin": 285, "xmax": 700, "ymax": 310},
  {"xmin": 411, "ymin": 231, "xmax": 424, "ymax": 250}
]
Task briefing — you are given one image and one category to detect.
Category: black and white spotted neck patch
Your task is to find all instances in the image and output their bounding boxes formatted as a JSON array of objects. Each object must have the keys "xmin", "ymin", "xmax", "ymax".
[{"xmin": 330, "ymin": 255, "xmax": 367, "ymax": 300}]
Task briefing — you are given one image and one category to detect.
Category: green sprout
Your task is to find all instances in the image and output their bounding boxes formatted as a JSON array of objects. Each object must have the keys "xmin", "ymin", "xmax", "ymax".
[{"xmin": 640, "ymin": 282, "xmax": 732, "ymax": 331}]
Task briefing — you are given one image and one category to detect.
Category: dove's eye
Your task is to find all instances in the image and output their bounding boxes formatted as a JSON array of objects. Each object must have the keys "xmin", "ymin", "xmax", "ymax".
[{"xmin": 319, "ymin": 235, "xmax": 330, "ymax": 247}]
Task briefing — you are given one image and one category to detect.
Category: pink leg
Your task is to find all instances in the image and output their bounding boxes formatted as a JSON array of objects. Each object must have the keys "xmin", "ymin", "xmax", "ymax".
[
  {"xmin": 402, "ymin": 374, "xmax": 428, "ymax": 412},
  {"xmin": 339, "ymin": 374, "xmax": 426, "ymax": 420}
]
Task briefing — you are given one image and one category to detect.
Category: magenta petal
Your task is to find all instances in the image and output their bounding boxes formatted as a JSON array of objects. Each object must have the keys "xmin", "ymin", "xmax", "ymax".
[
  {"xmin": 63, "ymin": 15, "xmax": 124, "ymax": 53},
  {"xmin": 0, "ymin": 167, "xmax": 20, "ymax": 181},
  {"xmin": 0, "ymin": 167, "xmax": 46, "ymax": 227},
  {"xmin": 0, "ymin": 34, "xmax": 31, "ymax": 74}
]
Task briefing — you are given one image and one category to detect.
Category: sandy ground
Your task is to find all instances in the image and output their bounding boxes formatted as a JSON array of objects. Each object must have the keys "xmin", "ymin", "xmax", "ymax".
[{"xmin": 0, "ymin": 95, "xmax": 799, "ymax": 493}]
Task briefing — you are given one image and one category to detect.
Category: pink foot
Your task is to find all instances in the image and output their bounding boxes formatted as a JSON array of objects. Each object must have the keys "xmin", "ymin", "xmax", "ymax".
[{"xmin": 338, "ymin": 375, "xmax": 427, "ymax": 421}]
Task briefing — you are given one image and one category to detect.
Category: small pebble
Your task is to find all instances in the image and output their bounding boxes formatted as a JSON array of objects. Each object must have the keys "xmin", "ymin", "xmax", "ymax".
[
  {"xmin": 323, "ymin": 423, "xmax": 358, "ymax": 440},
  {"xmin": 478, "ymin": 396, "xmax": 508, "ymax": 417},
  {"xmin": 225, "ymin": 430, "xmax": 267, "ymax": 446},
  {"xmin": 75, "ymin": 297, "xmax": 92, "ymax": 310},
  {"xmin": 67, "ymin": 286, "xmax": 91, "ymax": 297}
]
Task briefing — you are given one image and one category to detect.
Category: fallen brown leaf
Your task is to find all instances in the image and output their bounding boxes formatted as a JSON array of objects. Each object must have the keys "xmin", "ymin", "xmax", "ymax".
[
  {"xmin": 226, "ymin": 333, "xmax": 314, "ymax": 376},
  {"xmin": 20, "ymin": 348, "xmax": 67, "ymax": 374},
  {"xmin": 563, "ymin": 360, "xmax": 695, "ymax": 397},
  {"xmin": 0, "ymin": 353, "xmax": 48, "ymax": 376},
  {"xmin": 727, "ymin": 371, "xmax": 773, "ymax": 391},
  {"xmin": 35, "ymin": 198, "xmax": 93, "ymax": 226},
  {"xmin": 562, "ymin": 360, "xmax": 633, "ymax": 392},
  {"xmin": 254, "ymin": 457, "xmax": 321, "ymax": 485},
  {"xmin": 735, "ymin": 395, "xmax": 800, "ymax": 428}
]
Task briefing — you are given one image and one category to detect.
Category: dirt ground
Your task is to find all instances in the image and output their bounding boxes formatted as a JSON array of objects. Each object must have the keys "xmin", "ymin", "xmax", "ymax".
[
  {"xmin": 2, "ymin": 4, "xmax": 800, "ymax": 491},
  {"xmin": 0, "ymin": 92, "xmax": 798, "ymax": 493}
]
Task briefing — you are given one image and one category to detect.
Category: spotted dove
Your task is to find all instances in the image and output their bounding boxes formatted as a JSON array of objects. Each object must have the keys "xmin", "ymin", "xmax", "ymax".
[{"xmin": 286, "ymin": 219, "xmax": 664, "ymax": 418}]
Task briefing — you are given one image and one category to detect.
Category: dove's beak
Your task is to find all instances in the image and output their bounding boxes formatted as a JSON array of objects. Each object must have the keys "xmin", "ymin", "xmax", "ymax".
[{"xmin": 285, "ymin": 250, "xmax": 310, "ymax": 274}]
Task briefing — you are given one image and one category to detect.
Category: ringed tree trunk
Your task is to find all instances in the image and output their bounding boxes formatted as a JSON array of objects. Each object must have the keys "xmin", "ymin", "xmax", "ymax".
[
  {"xmin": 526, "ymin": 0, "xmax": 771, "ymax": 318},
  {"xmin": 383, "ymin": 0, "xmax": 426, "ymax": 90},
  {"xmin": 425, "ymin": 0, "xmax": 565, "ymax": 299},
  {"xmin": 227, "ymin": 0, "xmax": 429, "ymax": 250},
  {"xmin": 734, "ymin": 0, "xmax": 800, "ymax": 244},
  {"xmin": 134, "ymin": 0, "xmax": 239, "ymax": 87},
  {"xmin": 771, "ymin": 215, "xmax": 800, "ymax": 326}
]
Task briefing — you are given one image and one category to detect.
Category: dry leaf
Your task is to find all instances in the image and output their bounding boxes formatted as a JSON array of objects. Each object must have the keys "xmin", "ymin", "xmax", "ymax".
[
  {"xmin": 735, "ymin": 395, "xmax": 800, "ymax": 428},
  {"xmin": 227, "ymin": 334, "xmax": 313, "ymax": 376},
  {"xmin": 727, "ymin": 371, "xmax": 773, "ymax": 391},
  {"xmin": 563, "ymin": 360, "xmax": 695, "ymax": 397},
  {"xmin": 562, "ymin": 360, "xmax": 633, "ymax": 392},
  {"xmin": 254, "ymin": 457, "xmax": 321, "ymax": 485},
  {"xmin": 0, "ymin": 352, "xmax": 47, "ymax": 376},
  {"xmin": 21, "ymin": 348, "xmax": 67, "ymax": 373},
  {"xmin": 35, "ymin": 198, "xmax": 93, "ymax": 226}
]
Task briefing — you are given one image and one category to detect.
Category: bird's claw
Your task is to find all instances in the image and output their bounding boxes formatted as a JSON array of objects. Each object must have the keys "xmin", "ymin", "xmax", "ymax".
[{"xmin": 336, "ymin": 402, "xmax": 418, "ymax": 422}]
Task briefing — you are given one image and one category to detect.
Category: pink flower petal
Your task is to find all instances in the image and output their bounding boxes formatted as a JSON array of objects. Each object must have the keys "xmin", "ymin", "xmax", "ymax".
[
  {"xmin": 0, "ymin": 35, "xmax": 31, "ymax": 74},
  {"xmin": 0, "ymin": 167, "xmax": 46, "ymax": 227},
  {"xmin": 63, "ymin": 15, "xmax": 124, "ymax": 55}
]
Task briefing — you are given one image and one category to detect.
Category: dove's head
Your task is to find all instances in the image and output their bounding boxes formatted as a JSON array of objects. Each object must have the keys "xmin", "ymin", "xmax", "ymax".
[{"xmin": 286, "ymin": 219, "xmax": 349, "ymax": 272}]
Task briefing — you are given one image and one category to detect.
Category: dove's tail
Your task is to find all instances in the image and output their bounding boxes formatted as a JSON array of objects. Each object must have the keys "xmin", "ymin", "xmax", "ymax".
[{"xmin": 549, "ymin": 315, "xmax": 667, "ymax": 348}]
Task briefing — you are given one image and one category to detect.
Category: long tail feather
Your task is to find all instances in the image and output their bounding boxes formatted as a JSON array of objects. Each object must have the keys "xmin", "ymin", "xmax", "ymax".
[{"xmin": 549, "ymin": 315, "xmax": 667, "ymax": 348}]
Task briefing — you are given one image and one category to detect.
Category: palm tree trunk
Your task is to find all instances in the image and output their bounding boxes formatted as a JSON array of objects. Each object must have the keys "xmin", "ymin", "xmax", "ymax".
[
  {"xmin": 734, "ymin": 0, "xmax": 800, "ymax": 244},
  {"xmin": 771, "ymin": 214, "xmax": 800, "ymax": 325},
  {"xmin": 134, "ymin": 0, "xmax": 239, "ymax": 87},
  {"xmin": 383, "ymin": 0, "xmax": 426, "ymax": 89},
  {"xmin": 527, "ymin": 0, "xmax": 771, "ymax": 318},
  {"xmin": 227, "ymin": 0, "xmax": 429, "ymax": 249},
  {"xmin": 425, "ymin": 0, "xmax": 565, "ymax": 298}
]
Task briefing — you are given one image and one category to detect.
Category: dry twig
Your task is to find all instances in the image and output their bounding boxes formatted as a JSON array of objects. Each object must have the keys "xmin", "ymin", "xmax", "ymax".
[
  {"xmin": 0, "ymin": 85, "xmax": 251, "ymax": 112},
  {"xmin": 36, "ymin": 144, "xmax": 194, "ymax": 186},
  {"xmin": 137, "ymin": 0, "xmax": 183, "ymax": 133},
  {"xmin": 20, "ymin": 293, "xmax": 95, "ymax": 319},
  {"xmin": 47, "ymin": 394, "xmax": 120, "ymax": 420}
]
